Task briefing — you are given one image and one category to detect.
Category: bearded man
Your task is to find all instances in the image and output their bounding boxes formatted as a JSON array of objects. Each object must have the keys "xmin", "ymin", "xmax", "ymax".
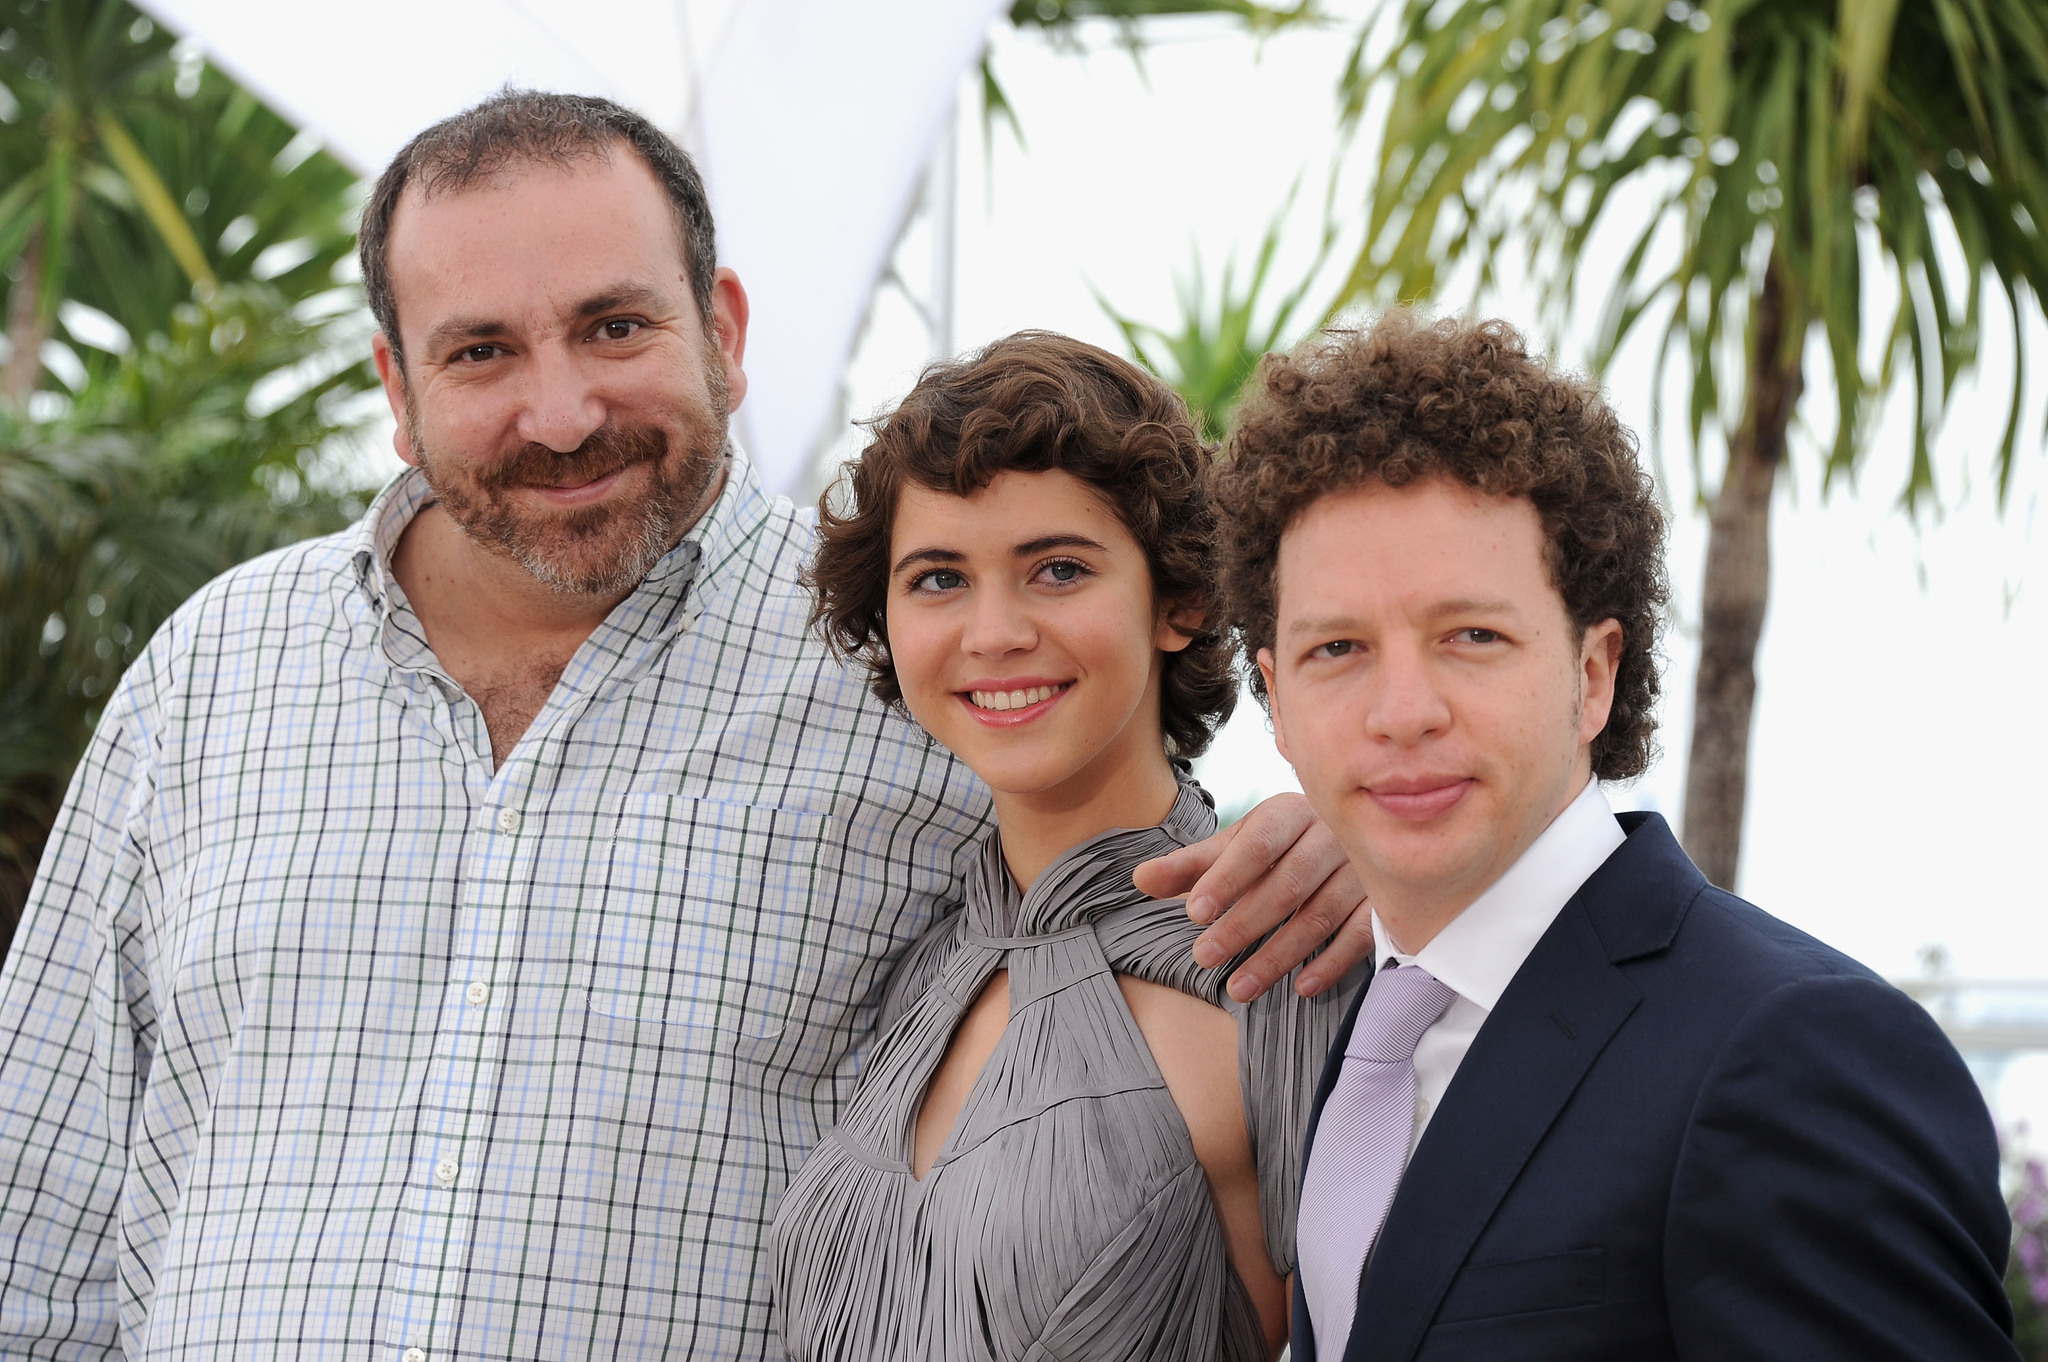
[{"xmin": 0, "ymin": 91, "xmax": 1371, "ymax": 1360}]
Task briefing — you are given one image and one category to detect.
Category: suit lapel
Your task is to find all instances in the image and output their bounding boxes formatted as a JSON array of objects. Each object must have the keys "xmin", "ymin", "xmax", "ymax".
[{"xmin": 1342, "ymin": 900, "xmax": 1642, "ymax": 1362}]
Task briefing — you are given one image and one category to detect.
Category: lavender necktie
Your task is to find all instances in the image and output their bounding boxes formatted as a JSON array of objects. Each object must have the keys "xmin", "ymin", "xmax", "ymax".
[{"xmin": 1296, "ymin": 962, "xmax": 1457, "ymax": 1354}]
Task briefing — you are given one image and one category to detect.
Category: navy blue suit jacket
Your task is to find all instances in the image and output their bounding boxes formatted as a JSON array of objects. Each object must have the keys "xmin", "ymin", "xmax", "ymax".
[{"xmin": 1290, "ymin": 812, "xmax": 2014, "ymax": 1362}]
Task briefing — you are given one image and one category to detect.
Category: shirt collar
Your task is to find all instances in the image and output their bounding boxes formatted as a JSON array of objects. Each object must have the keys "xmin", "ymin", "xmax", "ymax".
[
  {"xmin": 1372, "ymin": 777, "xmax": 1626, "ymax": 1013},
  {"xmin": 676, "ymin": 444, "xmax": 775, "ymax": 607},
  {"xmin": 346, "ymin": 441, "xmax": 774, "ymax": 619},
  {"xmin": 347, "ymin": 465, "xmax": 434, "ymax": 612}
]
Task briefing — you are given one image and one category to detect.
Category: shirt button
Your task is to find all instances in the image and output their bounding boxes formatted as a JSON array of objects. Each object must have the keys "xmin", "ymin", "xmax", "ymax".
[
  {"xmin": 494, "ymin": 807, "xmax": 521, "ymax": 834},
  {"xmin": 402, "ymin": 1350, "xmax": 426, "ymax": 1362},
  {"xmin": 434, "ymin": 1157, "xmax": 460, "ymax": 1187},
  {"xmin": 465, "ymin": 981, "xmax": 490, "ymax": 1007}
]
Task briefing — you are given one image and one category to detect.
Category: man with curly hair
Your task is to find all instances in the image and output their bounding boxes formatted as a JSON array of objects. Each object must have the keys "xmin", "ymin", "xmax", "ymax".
[{"xmin": 1215, "ymin": 310, "xmax": 2014, "ymax": 1360}]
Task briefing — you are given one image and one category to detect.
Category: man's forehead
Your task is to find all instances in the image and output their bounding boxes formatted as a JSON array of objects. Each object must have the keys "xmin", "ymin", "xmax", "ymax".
[
  {"xmin": 1282, "ymin": 476, "xmax": 1540, "ymax": 552},
  {"xmin": 1274, "ymin": 477, "xmax": 1559, "ymax": 618},
  {"xmin": 382, "ymin": 152, "xmax": 687, "ymax": 325},
  {"xmin": 1294, "ymin": 473, "xmax": 1527, "ymax": 519},
  {"xmin": 391, "ymin": 147, "xmax": 655, "ymax": 230}
]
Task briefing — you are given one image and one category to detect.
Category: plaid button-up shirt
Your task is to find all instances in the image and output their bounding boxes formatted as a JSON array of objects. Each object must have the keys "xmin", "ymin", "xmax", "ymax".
[{"xmin": 0, "ymin": 450, "xmax": 993, "ymax": 1360}]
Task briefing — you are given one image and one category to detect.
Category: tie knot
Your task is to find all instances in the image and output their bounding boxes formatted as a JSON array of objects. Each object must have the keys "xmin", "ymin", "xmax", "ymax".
[{"xmin": 1345, "ymin": 964, "xmax": 1457, "ymax": 1063}]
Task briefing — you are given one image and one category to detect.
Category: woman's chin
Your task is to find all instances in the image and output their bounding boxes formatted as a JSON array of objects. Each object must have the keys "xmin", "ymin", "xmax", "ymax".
[{"xmin": 961, "ymin": 756, "xmax": 1086, "ymax": 802}]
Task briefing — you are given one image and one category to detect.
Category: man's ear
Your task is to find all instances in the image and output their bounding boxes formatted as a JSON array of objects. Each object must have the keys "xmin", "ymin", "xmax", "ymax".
[
  {"xmin": 371, "ymin": 332, "xmax": 420, "ymax": 468},
  {"xmin": 1256, "ymin": 647, "xmax": 1291, "ymax": 764},
  {"xmin": 1577, "ymin": 618, "xmax": 1624, "ymax": 747},
  {"xmin": 1153, "ymin": 600, "xmax": 1202, "ymax": 655},
  {"xmin": 710, "ymin": 268, "xmax": 750, "ymax": 411}
]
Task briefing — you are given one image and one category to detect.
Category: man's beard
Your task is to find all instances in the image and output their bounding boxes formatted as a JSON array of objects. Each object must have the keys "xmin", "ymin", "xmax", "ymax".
[{"xmin": 408, "ymin": 368, "xmax": 729, "ymax": 597}]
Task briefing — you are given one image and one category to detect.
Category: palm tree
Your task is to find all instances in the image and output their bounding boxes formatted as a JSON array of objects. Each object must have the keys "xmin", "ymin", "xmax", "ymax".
[
  {"xmin": 1331, "ymin": 0, "xmax": 2048, "ymax": 887},
  {"xmin": 1, "ymin": 0, "xmax": 360, "ymax": 401},
  {"xmin": 0, "ymin": 0, "xmax": 378, "ymax": 958}
]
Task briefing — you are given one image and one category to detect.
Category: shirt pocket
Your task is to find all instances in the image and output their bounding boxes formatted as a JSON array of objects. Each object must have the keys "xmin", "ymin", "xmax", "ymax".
[{"xmin": 586, "ymin": 793, "xmax": 834, "ymax": 1044}]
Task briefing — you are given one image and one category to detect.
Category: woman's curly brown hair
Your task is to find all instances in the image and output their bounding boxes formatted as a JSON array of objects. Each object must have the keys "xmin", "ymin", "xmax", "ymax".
[
  {"xmin": 808, "ymin": 330, "xmax": 1236, "ymax": 759},
  {"xmin": 1215, "ymin": 309, "xmax": 1669, "ymax": 780}
]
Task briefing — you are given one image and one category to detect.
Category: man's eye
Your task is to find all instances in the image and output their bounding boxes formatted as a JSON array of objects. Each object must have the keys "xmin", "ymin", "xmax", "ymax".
[
  {"xmin": 599, "ymin": 319, "xmax": 642, "ymax": 340},
  {"xmin": 1456, "ymin": 628, "xmax": 1502, "ymax": 645},
  {"xmin": 1314, "ymin": 640, "xmax": 1354, "ymax": 658},
  {"xmin": 458, "ymin": 344, "xmax": 500, "ymax": 364},
  {"xmin": 912, "ymin": 569, "xmax": 965, "ymax": 593}
]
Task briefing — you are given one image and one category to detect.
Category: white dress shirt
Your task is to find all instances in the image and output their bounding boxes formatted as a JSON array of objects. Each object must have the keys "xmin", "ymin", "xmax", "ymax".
[{"xmin": 1371, "ymin": 778, "xmax": 1626, "ymax": 1151}]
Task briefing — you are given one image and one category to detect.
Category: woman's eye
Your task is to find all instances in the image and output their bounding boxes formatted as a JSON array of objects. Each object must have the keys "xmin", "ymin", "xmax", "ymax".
[
  {"xmin": 599, "ymin": 319, "xmax": 642, "ymax": 340},
  {"xmin": 912, "ymin": 569, "xmax": 965, "ymax": 593},
  {"xmin": 1036, "ymin": 558, "xmax": 1088, "ymax": 585}
]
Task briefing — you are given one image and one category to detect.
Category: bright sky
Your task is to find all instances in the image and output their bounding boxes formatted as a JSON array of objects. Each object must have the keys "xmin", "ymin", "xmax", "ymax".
[{"xmin": 828, "ymin": 13, "xmax": 2048, "ymax": 1129}]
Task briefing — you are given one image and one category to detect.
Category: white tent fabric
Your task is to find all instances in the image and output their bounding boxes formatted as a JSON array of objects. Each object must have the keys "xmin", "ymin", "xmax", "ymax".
[{"xmin": 134, "ymin": 0, "xmax": 1006, "ymax": 493}]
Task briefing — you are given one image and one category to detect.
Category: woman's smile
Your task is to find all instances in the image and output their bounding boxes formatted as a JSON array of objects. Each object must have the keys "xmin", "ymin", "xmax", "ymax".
[{"xmin": 960, "ymin": 679, "xmax": 1075, "ymax": 723}]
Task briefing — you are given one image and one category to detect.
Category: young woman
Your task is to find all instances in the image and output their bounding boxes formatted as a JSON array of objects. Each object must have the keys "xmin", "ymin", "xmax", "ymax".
[{"xmin": 771, "ymin": 332, "xmax": 1346, "ymax": 1361}]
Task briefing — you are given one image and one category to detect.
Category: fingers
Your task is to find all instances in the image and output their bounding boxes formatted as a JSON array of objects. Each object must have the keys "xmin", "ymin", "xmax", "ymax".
[
  {"xmin": 1214, "ymin": 862, "xmax": 1371, "ymax": 1001},
  {"xmin": 1139, "ymin": 792, "xmax": 1373, "ymax": 1002},
  {"xmin": 1186, "ymin": 798, "xmax": 1346, "ymax": 961},
  {"xmin": 1290, "ymin": 864, "xmax": 1374, "ymax": 996},
  {"xmin": 1180, "ymin": 793, "xmax": 1321, "ymax": 927},
  {"xmin": 1131, "ymin": 820, "xmax": 1238, "ymax": 903}
]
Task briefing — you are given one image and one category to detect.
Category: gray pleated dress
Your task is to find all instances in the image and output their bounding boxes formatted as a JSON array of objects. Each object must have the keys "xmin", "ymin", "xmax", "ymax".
[{"xmin": 770, "ymin": 782, "xmax": 1350, "ymax": 1360}]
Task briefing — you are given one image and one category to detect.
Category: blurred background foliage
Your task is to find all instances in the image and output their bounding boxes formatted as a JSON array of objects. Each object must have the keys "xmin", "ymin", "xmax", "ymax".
[
  {"xmin": 1, "ymin": 0, "xmax": 363, "ymax": 394},
  {"xmin": 1098, "ymin": 190, "xmax": 1337, "ymax": 441},
  {"xmin": 0, "ymin": 0, "xmax": 380, "ymax": 957}
]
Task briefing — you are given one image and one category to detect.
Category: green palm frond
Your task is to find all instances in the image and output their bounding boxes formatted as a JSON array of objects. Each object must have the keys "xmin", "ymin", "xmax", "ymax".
[
  {"xmin": 1335, "ymin": 0, "xmax": 2048, "ymax": 508},
  {"xmin": 1010, "ymin": 0, "xmax": 1321, "ymax": 37},
  {"xmin": 2, "ymin": 0, "xmax": 362, "ymax": 382},
  {"xmin": 92, "ymin": 106, "xmax": 217, "ymax": 292},
  {"xmin": 1097, "ymin": 191, "xmax": 1337, "ymax": 439}
]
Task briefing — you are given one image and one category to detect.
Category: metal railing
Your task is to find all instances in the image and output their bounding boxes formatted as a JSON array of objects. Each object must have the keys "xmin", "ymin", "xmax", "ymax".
[
  {"xmin": 1894, "ymin": 977, "xmax": 2048, "ymax": 1056},
  {"xmin": 1892, "ymin": 976, "xmax": 2048, "ymax": 1123}
]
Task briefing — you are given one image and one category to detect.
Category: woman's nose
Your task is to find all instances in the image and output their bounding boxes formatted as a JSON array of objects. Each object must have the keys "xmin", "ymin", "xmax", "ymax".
[{"xmin": 961, "ymin": 586, "xmax": 1037, "ymax": 657}]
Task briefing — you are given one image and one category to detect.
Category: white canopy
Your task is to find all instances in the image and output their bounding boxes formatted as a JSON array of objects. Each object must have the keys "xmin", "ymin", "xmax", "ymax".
[{"xmin": 134, "ymin": 0, "xmax": 1006, "ymax": 493}]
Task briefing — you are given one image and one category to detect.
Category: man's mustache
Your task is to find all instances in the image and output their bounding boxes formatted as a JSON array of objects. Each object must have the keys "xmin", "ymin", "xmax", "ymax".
[{"xmin": 473, "ymin": 424, "xmax": 670, "ymax": 494}]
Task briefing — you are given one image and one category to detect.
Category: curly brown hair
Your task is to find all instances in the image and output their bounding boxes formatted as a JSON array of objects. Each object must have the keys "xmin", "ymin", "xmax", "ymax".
[
  {"xmin": 1214, "ymin": 309, "xmax": 1669, "ymax": 780},
  {"xmin": 808, "ymin": 331, "xmax": 1236, "ymax": 759}
]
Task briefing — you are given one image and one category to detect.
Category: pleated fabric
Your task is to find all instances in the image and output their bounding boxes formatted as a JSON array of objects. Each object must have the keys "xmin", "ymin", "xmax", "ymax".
[{"xmin": 771, "ymin": 782, "xmax": 1352, "ymax": 1361}]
